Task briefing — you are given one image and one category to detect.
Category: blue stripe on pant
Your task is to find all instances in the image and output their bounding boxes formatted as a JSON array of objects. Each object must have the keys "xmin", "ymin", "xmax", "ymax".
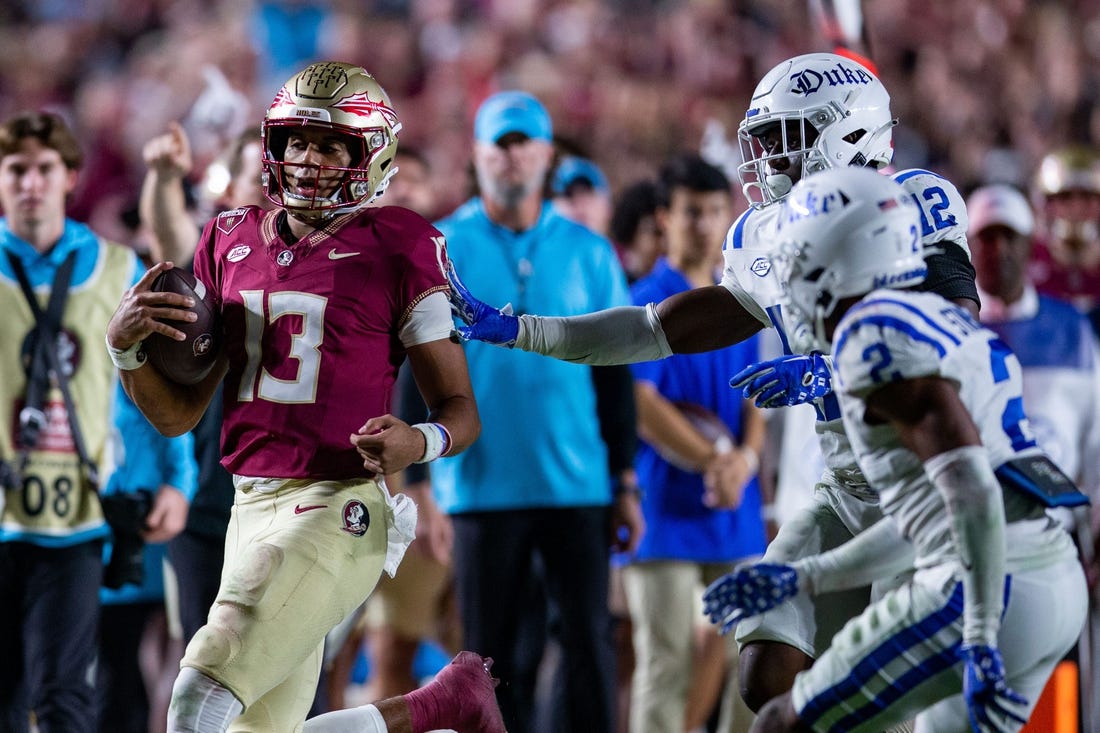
[{"xmin": 800, "ymin": 582, "xmax": 965, "ymax": 731}]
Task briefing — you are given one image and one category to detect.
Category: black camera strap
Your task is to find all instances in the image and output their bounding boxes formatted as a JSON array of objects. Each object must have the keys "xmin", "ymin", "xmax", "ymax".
[{"xmin": 6, "ymin": 249, "xmax": 100, "ymax": 490}]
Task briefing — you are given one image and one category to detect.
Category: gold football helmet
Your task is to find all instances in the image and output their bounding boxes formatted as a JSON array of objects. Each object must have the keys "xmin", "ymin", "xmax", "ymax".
[
  {"xmin": 262, "ymin": 61, "xmax": 401, "ymax": 219},
  {"xmin": 1036, "ymin": 146, "xmax": 1100, "ymax": 197},
  {"xmin": 1034, "ymin": 146, "xmax": 1100, "ymax": 263}
]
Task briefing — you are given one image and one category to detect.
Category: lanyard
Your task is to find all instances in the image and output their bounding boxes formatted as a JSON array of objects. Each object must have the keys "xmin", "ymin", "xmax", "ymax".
[
  {"xmin": 492, "ymin": 223, "xmax": 542, "ymax": 316},
  {"xmin": 6, "ymin": 249, "xmax": 99, "ymax": 488}
]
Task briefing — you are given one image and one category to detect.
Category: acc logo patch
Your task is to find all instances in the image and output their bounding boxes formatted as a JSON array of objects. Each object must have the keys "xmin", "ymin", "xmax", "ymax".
[
  {"xmin": 227, "ymin": 245, "xmax": 251, "ymax": 262},
  {"xmin": 341, "ymin": 500, "xmax": 370, "ymax": 537},
  {"xmin": 750, "ymin": 257, "xmax": 772, "ymax": 277}
]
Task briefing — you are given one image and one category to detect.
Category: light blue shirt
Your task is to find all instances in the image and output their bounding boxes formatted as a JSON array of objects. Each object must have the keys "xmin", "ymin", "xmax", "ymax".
[
  {"xmin": 0, "ymin": 219, "xmax": 126, "ymax": 288},
  {"xmin": 432, "ymin": 199, "xmax": 630, "ymax": 512}
]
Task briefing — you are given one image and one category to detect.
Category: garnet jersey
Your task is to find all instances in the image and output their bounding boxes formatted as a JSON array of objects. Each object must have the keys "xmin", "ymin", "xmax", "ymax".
[
  {"xmin": 192, "ymin": 205, "xmax": 449, "ymax": 479},
  {"xmin": 718, "ymin": 168, "xmax": 976, "ymax": 495},
  {"xmin": 1027, "ymin": 238, "xmax": 1100, "ymax": 312}
]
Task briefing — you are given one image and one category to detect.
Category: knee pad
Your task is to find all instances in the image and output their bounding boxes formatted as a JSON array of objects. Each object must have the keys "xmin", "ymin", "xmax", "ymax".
[
  {"xmin": 185, "ymin": 543, "xmax": 286, "ymax": 670},
  {"xmin": 223, "ymin": 543, "xmax": 285, "ymax": 609},
  {"xmin": 168, "ymin": 666, "xmax": 243, "ymax": 733},
  {"xmin": 187, "ymin": 603, "xmax": 245, "ymax": 670}
]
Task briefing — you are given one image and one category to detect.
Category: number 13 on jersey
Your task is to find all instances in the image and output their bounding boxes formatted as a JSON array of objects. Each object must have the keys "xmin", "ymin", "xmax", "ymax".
[{"xmin": 238, "ymin": 289, "xmax": 327, "ymax": 404}]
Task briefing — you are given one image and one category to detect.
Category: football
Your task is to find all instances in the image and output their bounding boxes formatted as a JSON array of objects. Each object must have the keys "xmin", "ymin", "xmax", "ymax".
[
  {"xmin": 657, "ymin": 401, "xmax": 736, "ymax": 472},
  {"xmin": 144, "ymin": 268, "xmax": 222, "ymax": 385}
]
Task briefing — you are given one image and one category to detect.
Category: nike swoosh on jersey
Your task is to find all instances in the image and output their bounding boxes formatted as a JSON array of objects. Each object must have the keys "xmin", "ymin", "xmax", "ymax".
[
  {"xmin": 328, "ymin": 249, "xmax": 360, "ymax": 260},
  {"xmin": 293, "ymin": 504, "xmax": 328, "ymax": 514}
]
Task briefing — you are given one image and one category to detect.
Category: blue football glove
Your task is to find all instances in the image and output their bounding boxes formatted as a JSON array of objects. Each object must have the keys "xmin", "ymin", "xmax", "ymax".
[
  {"xmin": 702, "ymin": 563, "xmax": 799, "ymax": 635},
  {"xmin": 730, "ymin": 353, "xmax": 833, "ymax": 408},
  {"xmin": 444, "ymin": 259, "xmax": 519, "ymax": 347},
  {"xmin": 959, "ymin": 644, "xmax": 1029, "ymax": 733}
]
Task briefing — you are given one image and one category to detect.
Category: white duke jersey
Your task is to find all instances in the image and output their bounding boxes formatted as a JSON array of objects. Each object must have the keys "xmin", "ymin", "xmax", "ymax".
[
  {"xmin": 719, "ymin": 168, "xmax": 975, "ymax": 497},
  {"xmin": 832, "ymin": 290, "xmax": 1069, "ymax": 570}
]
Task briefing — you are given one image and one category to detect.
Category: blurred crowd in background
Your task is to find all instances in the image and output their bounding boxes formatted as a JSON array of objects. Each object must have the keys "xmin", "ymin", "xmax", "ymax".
[
  {"xmin": 4, "ymin": 2, "xmax": 1100, "ymax": 731},
  {"xmin": 2, "ymin": 0, "xmax": 1100, "ymax": 243}
]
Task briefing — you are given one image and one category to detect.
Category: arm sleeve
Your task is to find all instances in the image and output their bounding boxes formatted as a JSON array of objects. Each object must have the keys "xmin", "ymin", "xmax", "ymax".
[
  {"xmin": 516, "ymin": 304, "xmax": 673, "ymax": 365},
  {"xmin": 591, "ymin": 364, "xmax": 638, "ymax": 477},
  {"xmin": 922, "ymin": 243, "xmax": 980, "ymax": 310},
  {"xmin": 925, "ymin": 445, "xmax": 1007, "ymax": 646},
  {"xmin": 792, "ymin": 517, "xmax": 915, "ymax": 594}
]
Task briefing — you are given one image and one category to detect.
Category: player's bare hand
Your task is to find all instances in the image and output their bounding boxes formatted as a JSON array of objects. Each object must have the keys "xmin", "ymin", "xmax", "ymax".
[
  {"xmin": 142, "ymin": 484, "xmax": 189, "ymax": 543},
  {"xmin": 107, "ymin": 262, "xmax": 197, "ymax": 349},
  {"xmin": 404, "ymin": 480, "xmax": 453, "ymax": 564},
  {"xmin": 350, "ymin": 414, "xmax": 423, "ymax": 475},
  {"xmin": 703, "ymin": 449, "xmax": 751, "ymax": 509},
  {"xmin": 611, "ymin": 472, "xmax": 645, "ymax": 554},
  {"xmin": 143, "ymin": 121, "xmax": 193, "ymax": 178}
]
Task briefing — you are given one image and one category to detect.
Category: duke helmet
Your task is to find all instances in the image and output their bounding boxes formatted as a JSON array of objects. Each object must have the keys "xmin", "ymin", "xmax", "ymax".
[
  {"xmin": 262, "ymin": 61, "xmax": 401, "ymax": 220},
  {"xmin": 773, "ymin": 167, "xmax": 923, "ymax": 352},
  {"xmin": 738, "ymin": 53, "xmax": 896, "ymax": 208}
]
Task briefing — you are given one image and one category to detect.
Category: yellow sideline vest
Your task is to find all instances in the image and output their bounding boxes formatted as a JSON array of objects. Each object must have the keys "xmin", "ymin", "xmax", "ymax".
[{"xmin": 0, "ymin": 238, "xmax": 136, "ymax": 542}]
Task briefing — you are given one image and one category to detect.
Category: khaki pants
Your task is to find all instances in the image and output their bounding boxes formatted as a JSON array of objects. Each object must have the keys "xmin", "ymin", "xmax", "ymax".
[
  {"xmin": 181, "ymin": 477, "xmax": 390, "ymax": 733},
  {"xmin": 623, "ymin": 560, "xmax": 755, "ymax": 733}
]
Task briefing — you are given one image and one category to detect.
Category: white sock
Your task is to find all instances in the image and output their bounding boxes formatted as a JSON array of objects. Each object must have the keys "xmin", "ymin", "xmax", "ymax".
[
  {"xmin": 167, "ymin": 667, "xmax": 244, "ymax": 733},
  {"xmin": 301, "ymin": 704, "xmax": 388, "ymax": 733}
]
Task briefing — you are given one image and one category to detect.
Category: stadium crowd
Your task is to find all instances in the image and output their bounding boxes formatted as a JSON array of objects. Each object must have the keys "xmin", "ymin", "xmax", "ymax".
[{"xmin": 1, "ymin": 0, "xmax": 1100, "ymax": 230}]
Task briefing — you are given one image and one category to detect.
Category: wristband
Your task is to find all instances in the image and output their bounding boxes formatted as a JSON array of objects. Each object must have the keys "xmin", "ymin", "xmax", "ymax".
[
  {"xmin": 412, "ymin": 422, "xmax": 450, "ymax": 463},
  {"xmin": 613, "ymin": 477, "xmax": 642, "ymax": 498},
  {"xmin": 106, "ymin": 335, "xmax": 146, "ymax": 371},
  {"xmin": 436, "ymin": 422, "xmax": 453, "ymax": 457},
  {"xmin": 761, "ymin": 503, "xmax": 778, "ymax": 522}
]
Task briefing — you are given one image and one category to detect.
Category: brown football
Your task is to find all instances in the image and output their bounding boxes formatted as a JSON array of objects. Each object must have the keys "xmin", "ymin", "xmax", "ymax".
[
  {"xmin": 657, "ymin": 401, "xmax": 736, "ymax": 472},
  {"xmin": 144, "ymin": 268, "xmax": 222, "ymax": 385}
]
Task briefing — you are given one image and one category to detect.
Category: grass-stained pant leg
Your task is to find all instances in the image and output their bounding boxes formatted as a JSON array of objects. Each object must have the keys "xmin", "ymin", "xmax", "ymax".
[{"xmin": 181, "ymin": 477, "xmax": 390, "ymax": 733}]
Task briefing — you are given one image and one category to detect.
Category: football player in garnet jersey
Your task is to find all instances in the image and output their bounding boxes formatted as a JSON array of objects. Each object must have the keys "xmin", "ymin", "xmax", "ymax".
[
  {"xmin": 107, "ymin": 61, "xmax": 496, "ymax": 733},
  {"xmin": 448, "ymin": 52, "xmax": 980, "ymax": 722}
]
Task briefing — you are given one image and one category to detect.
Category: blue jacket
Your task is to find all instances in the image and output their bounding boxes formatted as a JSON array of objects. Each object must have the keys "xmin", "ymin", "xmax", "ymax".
[{"xmin": 629, "ymin": 258, "xmax": 767, "ymax": 562}]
